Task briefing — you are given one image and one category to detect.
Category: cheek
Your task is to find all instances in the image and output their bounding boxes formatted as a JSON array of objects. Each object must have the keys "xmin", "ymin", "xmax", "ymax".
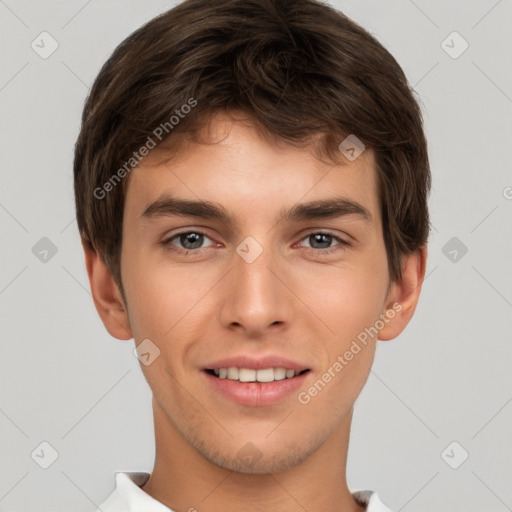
[
  {"xmin": 122, "ymin": 246, "xmax": 218, "ymax": 340},
  {"xmin": 296, "ymin": 274, "xmax": 380, "ymax": 412},
  {"xmin": 294, "ymin": 260, "xmax": 387, "ymax": 342},
  {"xmin": 296, "ymin": 325, "xmax": 377, "ymax": 422}
]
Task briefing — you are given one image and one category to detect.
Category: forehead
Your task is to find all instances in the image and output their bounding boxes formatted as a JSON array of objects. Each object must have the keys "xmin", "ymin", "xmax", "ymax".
[{"xmin": 123, "ymin": 113, "xmax": 380, "ymax": 227}]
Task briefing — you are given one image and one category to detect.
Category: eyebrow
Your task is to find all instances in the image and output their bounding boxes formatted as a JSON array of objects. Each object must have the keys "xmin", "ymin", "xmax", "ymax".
[{"xmin": 140, "ymin": 194, "xmax": 372, "ymax": 225}]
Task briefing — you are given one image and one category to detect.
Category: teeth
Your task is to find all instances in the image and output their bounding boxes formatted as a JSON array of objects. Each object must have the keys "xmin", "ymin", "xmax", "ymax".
[
  {"xmin": 211, "ymin": 367, "xmax": 304, "ymax": 382},
  {"xmin": 227, "ymin": 367, "xmax": 239, "ymax": 380},
  {"xmin": 255, "ymin": 368, "xmax": 274, "ymax": 383},
  {"xmin": 285, "ymin": 369, "xmax": 295, "ymax": 378},
  {"xmin": 239, "ymin": 368, "xmax": 256, "ymax": 382},
  {"xmin": 273, "ymin": 368, "xmax": 286, "ymax": 380}
]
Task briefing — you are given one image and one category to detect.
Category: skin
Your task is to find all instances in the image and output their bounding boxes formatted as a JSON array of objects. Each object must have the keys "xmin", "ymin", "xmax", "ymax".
[{"xmin": 83, "ymin": 111, "xmax": 426, "ymax": 512}]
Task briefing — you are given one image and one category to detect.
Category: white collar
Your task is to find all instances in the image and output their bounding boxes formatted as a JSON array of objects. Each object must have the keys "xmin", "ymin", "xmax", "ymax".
[{"xmin": 97, "ymin": 471, "xmax": 393, "ymax": 512}]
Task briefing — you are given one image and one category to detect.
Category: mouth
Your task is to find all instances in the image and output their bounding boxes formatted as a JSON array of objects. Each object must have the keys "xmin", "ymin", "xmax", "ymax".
[
  {"xmin": 202, "ymin": 367, "xmax": 312, "ymax": 407},
  {"xmin": 204, "ymin": 367, "xmax": 311, "ymax": 382}
]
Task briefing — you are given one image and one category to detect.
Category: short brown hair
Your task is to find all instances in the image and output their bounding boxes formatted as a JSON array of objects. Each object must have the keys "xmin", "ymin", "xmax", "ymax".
[{"xmin": 74, "ymin": 0, "xmax": 431, "ymax": 300}]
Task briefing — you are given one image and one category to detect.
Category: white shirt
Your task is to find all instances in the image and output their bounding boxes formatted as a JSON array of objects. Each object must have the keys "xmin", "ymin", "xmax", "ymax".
[{"xmin": 96, "ymin": 472, "xmax": 393, "ymax": 512}]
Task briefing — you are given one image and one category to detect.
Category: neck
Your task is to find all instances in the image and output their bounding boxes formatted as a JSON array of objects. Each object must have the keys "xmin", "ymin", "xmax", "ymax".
[{"xmin": 141, "ymin": 396, "xmax": 364, "ymax": 512}]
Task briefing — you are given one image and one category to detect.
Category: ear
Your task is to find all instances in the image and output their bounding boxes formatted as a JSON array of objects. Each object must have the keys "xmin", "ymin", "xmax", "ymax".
[
  {"xmin": 378, "ymin": 245, "xmax": 427, "ymax": 341},
  {"xmin": 81, "ymin": 239, "xmax": 133, "ymax": 340}
]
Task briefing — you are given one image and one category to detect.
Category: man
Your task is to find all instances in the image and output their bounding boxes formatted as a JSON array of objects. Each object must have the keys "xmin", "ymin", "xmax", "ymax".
[{"xmin": 74, "ymin": 1, "xmax": 430, "ymax": 510}]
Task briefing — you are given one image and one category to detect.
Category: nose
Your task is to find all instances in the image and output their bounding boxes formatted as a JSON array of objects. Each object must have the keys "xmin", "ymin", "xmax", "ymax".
[{"xmin": 218, "ymin": 239, "xmax": 293, "ymax": 337}]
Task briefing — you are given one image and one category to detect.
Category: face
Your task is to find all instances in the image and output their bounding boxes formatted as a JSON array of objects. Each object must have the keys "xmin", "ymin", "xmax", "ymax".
[{"xmin": 118, "ymin": 111, "xmax": 396, "ymax": 473}]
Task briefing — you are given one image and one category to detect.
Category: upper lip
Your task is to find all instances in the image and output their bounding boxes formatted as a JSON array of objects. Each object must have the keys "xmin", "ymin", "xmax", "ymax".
[{"xmin": 203, "ymin": 354, "xmax": 311, "ymax": 372}]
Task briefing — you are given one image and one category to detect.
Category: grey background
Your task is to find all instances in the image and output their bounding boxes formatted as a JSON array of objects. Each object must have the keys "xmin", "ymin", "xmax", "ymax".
[{"xmin": 1, "ymin": 0, "xmax": 511, "ymax": 511}]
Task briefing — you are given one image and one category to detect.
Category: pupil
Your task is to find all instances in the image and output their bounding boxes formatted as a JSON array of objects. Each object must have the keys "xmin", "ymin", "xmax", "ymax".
[
  {"xmin": 181, "ymin": 233, "xmax": 203, "ymax": 249},
  {"xmin": 311, "ymin": 233, "xmax": 331, "ymax": 249}
]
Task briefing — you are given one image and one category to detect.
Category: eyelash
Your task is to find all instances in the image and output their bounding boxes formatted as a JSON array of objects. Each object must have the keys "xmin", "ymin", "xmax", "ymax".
[{"xmin": 161, "ymin": 230, "xmax": 350, "ymax": 256}]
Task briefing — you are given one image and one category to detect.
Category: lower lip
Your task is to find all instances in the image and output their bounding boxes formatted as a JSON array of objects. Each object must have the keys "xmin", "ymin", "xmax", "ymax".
[{"xmin": 202, "ymin": 370, "xmax": 311, "ymax": 407}]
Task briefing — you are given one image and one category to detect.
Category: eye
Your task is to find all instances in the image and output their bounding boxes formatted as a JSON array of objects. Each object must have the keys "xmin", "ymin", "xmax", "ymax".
[
  {"xmin": 297, "ymin": 232, "xmax": 349, "ymax": 253},
  {"xmin": 161, "ymin": 230, "xmax": 349, "ymax": 255},
  {"xmin": 162, "ymin": 230, "xmax": 216, "ymax": 252}
]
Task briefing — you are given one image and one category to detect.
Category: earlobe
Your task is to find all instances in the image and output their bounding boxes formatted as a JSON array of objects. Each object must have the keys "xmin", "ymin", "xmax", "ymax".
[
  {"xmin": 81, "ymin": 239, "xmax": 133, "ymax": 341},
  {"xmin": 378, "ymin": 245, "xmax": 427, "ymax": 341}
]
